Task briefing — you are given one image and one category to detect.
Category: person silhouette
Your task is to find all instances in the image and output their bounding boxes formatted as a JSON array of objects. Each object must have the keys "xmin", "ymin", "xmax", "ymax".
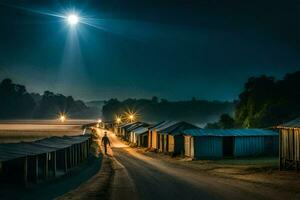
[{"xmin": 101, "ymin": 132, "xmax": 111, "ymax": 155}]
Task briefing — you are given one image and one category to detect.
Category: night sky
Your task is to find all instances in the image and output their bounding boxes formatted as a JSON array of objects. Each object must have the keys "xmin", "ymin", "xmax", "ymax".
[{"xmin": 0, "ymin": 0, "xmax": 299, "ymax": 101}]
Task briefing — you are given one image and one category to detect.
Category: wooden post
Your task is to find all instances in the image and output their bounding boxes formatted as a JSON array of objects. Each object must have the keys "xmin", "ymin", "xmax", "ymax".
[
  {"xmin": 74, "ymin": 145, "xmax": 77, "ymax": 166},
  {"xmin": 81, "ymin": 143, "xmax": 84, "ymax": 161},
  {"xmin": 53, "ymin": 151, "xmax": 57, "ymax": 177},
  {"xmin": 279, "ymin": 129, "xmax": 282, "ymax": 170},
  {"xmin": 45, "ymin": 153, "xmax": 48, "ymax": 179},
  {"xmin": 24, "ymin": 157, "xmax": 28, "ymax": 186},
  {"xmin": 86, "ymin": 141, "xmax": 89, "ymax": 156},
  {"xmin": 85, "ymin": 141, "xmax": 87, "ymax": 158},
  {"xmin": 79, "ymin": 144, "xmax": 82, "ymax": 163},
  {"xmin": 64, "ymin": 149, "xmax": 68, "ymax": 172},
  {"xmin": 83, "ymin": 142, "xmax": 86, "ymax": 160},
  {"xmin": 80, "ymin": 143, "xmax": 84, "ymax": 161},
  {"xmin": 70, "ymin": 146, "xmax": 73, "ymax": 167},
  {"xmin": 35, "ymin": 156, "xmax": 39, "ymax": 183}
]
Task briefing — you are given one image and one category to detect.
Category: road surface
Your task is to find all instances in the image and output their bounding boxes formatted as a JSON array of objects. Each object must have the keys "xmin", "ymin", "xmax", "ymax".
[{"xmin": 98, "ymin": 129, "xmax": 285, "ymax": 200}]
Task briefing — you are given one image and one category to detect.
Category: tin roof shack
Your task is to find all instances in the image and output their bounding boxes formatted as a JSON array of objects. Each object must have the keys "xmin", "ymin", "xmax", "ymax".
[
  {"xmin": 117, "ymin": 122, "xmax": 139, "ymax": 139},
  {"xmin": 277, "ymin": 117, "xmax": 300, "ymax": 170},
  {"xmin": 148, "ymin": 121, "xmax": 178, "ymax": 151},
  {"xmin": 183, "ymin": 129, "xmax": 278, "ymax": 160},
  {"xmin": 129, "ymin": 126, "xmax": 150, "ymax": 147},
  {"xmin": 123, "ymin": 122, "xmax": 147, "ymax": 142},
  {"xmin": 158, "ymin": 122, "xmax": 198, "ymax": 156},
  {"xmin": 0, "ymin": 135, "xmax": 91, "ymax": 186}
]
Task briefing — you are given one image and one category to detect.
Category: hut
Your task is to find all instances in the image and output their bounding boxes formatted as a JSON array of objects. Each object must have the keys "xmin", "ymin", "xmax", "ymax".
[
  {"xmin": 277, "ymin": 117, "xmax": 300, "ymax": 170},
  {"xmin": 116, "ymin": 122, "xmax": 138, "ymax": 138},
  {"xmin": 123, "ymin": 122, "xmax": 147, "ymax": 141},
  {"xmin": 183, "ymin": 129, "xmax": 278, "ymax": 160},
  {"xmin": 148, "ymin": 121, "xmax": 178, "ymax": 150},
  {"xmin": 129, "ymin": 126, "xmax": 149, "ymax": 147},
  {"xmin": 158, "ymin": 121, "xmax": 198, "ymax": 155},
  {"xmin": 0, "ymin": 135, "xmax": 91, "ymax": 186}
]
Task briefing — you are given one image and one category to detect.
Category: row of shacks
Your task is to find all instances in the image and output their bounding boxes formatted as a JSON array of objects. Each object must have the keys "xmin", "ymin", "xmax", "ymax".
[
  {"xmin": 0, "ymin": 135, "xmax": 91, "ymax": 186},
  {"xmin": 114, "ymin": 121, "xmax": 279, "ymax": 159}
]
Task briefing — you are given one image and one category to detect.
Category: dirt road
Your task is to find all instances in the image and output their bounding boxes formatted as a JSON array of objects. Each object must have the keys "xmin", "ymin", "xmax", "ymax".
[{"xmin": 96, "ymin": 129, "xmax": 296, "ymax": 200}]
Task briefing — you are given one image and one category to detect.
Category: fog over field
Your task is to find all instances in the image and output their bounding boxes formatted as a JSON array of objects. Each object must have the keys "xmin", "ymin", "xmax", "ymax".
[{"xmin": 0, "ymin": 120, "xmax": 95, "ymax": 143}]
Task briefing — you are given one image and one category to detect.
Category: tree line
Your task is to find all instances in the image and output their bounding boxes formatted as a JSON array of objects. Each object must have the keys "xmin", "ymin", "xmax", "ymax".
[
  {"xmin": 0, "ymin": 79, "xmax": 99, "ymax": 119},
  {"xmin": 102, "ymin": 97, "xmax": 235, "ymax": 125},
  {"xmin": 207, "ymin": 71, "xmax": 300, "ymax": 128},
  {"xmin": 2, "ymin": 70, "xmax": 300, "ymax": 126}
]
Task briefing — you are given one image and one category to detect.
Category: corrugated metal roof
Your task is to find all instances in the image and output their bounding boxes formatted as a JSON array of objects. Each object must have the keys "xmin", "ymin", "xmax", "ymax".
[
  {"xmin": 0, "ymin": 135, "xmax": 90, "ymax": 162},
  {"xmin": 184, "ymin": 129, "xmax": 278, "ymax": 137},
  {"xmin": 149, "ymin": 121, "xmax": 179, "ymax": 132},
  {"xmin": 148, "ymin": 121, "xmax": 168, "ymax": 131},
  {"xmin": 278, "ymin": 117, "xmax": 300, "ymax": 128},
  {"xmin": 118, "ymin": 122, "xmax": 136, "ymax": 128},
  {"xmin": 132, "ymin": 127, "xmax": 148, "ymax": 135},
  {"xmin": 126, "ymin": 122, "xmax": 148, "ymax": 132},
  {"xmin": 159, "ymin": 121, "xmax": 198, "ymax": 135}
]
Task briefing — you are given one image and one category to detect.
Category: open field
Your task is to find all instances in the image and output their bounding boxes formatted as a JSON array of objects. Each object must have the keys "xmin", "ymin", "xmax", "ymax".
[{"xmin": 0, "ymin": 119, "xmax": 96, "ymax": 143}]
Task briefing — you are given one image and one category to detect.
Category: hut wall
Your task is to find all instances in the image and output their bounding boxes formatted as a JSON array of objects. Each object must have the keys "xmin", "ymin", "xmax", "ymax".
[
  {"xmin": 234, "ymin": 136, "xmax": 264, "ymax": 157},
  {"xmin": 168, "ymin": 135, "xmax": 175, "ymax": 152},
  {"xmin": 148, "ymin": 131, "xmax": 152, "ymax": 148},
  {"xmin": 234, "ymin": 136, "xmax": 278, "ymax": 157},
  {"xmin": 151, "ymin": 130, "xmax": 158, "ymax": 149},
  {"xmin": 280, "ymin": 128, "xmax": 300, "ymax": 169},
  {"xmin": 194, "ymin": 136, "xmax": 223, "ymax": 159},
  {"xmin": 184, "ymin": 136, "xmax": 192, "ymax": 157}
]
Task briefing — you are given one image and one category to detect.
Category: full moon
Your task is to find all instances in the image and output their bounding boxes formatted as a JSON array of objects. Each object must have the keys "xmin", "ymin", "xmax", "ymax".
[{"xmin": 67, "ymin": 14, "xmax": 79, "ymax": 25}]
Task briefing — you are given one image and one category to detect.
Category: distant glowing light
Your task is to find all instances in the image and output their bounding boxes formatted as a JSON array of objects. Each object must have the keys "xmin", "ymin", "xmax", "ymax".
[
  {"xmin": 67, "ymin": 14, "xmax": 79, "ymax": 26},
  {"xmin": 97, "ymin": 119, "xmax": 102, "ymax": 123},
  {"xmin": 116, "ymin": 117, "xmax": 122, "ymax": 124},
  {"xmin": 59, "ymin": 115, "xmax": 66, "ymax": 122}
]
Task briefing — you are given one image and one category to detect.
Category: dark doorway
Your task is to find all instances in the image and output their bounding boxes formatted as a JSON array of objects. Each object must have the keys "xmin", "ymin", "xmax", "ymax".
[
  {"xmin": 174, "ymin": 135, "xmax": 184, "ymax": 155},
  {"xmin": 223, "ymin": 137, "xmax": 234, "ymax": 157}
]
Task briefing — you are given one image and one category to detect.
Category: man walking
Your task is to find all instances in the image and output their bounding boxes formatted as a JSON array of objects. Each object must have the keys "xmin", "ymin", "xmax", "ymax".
[{"xmin": 101, "ymin": 132, "xmax": 111, "ymax": 155}]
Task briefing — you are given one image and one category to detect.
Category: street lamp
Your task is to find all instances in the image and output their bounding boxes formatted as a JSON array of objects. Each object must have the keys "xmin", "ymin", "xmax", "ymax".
[
  {"xmin": 129, "ymin": 114, "xmax": 135, "ymax": 122},
  {"xmin": 116, "ymin": 117, "xmax": 121, "ymax": 124},
  {"xmin": 59, "ymin": 114, "xmax": 66, "ymax": 122}
]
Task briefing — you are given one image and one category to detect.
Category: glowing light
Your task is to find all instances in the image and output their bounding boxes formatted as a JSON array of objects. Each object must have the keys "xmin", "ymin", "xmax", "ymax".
[
  {"xmin": 128, "ymin": 113, "xmax": 136, "ymax": 122},
  {"xmin": 67, "ymin": 14, "xmax": 79, "ymax": 26},
  {"xmin": 97, "ymin": 119, "xmax": 102, "ymax": 123},
  {"xmin": 116, "ymin": 117, "xmax": 122, "ymax": 124},
  {"xmin": 59, "ymin": 115, "xmax": 66, "ymax": 122}
]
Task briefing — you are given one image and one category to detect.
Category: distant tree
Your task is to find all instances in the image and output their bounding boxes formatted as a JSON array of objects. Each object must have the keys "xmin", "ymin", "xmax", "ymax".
[
  {"xmin": 219, "ymin": 114, "xmax": 235, "ymax": 129},
  {"xmin": 0, "ymin": 78, "xmax": 35, "ymax": 118},
  {"xmin": 102, "ymin": 97, "xmax": 235, "ymax": 123},
  {"xmin": 151, "ymin": 96, "xmax": 158, "ymax": 104},
  {"xmin": 205, "ymin": 122, "xmax": 220, "ymax": 129},
  {"xmin": 160, "ymin": 98, "xmax": 169, "ymax": 103},
  {"xmin": 205, "ymin": 113, "xmax": 235, "ymax": 129},
  {"xmin": 235, "ymin": 71, "xmax": 300, "ymax": 128}
]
